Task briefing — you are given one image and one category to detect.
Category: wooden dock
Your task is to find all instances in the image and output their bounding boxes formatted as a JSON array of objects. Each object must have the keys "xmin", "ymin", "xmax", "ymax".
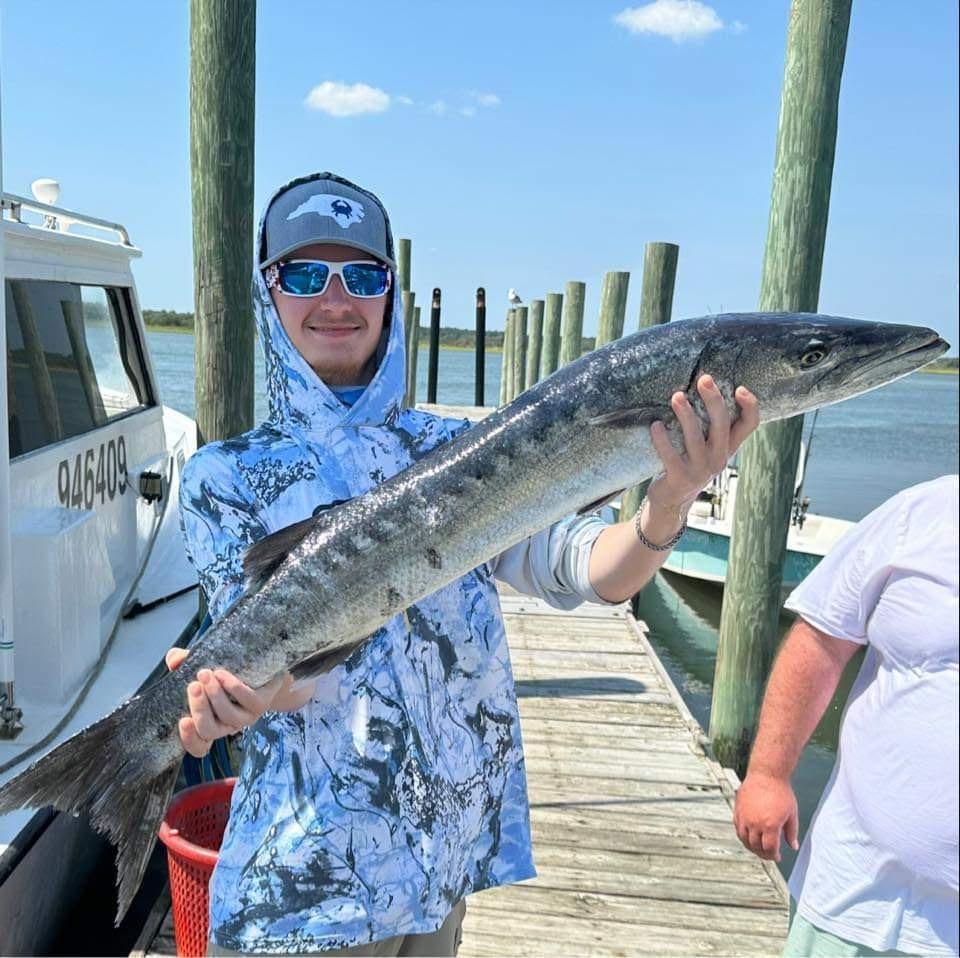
[{"xmin": 134, "ymin": 593, "xmax": 787, "ymax": 957}]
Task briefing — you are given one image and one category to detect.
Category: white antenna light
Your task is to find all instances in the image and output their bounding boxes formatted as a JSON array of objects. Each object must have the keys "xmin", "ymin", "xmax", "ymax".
[{"xmin": 31, "ymin": 178, "xmax": 60, "ymax": 206}]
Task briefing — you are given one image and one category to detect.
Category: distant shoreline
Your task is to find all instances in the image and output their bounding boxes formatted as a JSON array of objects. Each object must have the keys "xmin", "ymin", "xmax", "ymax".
[{"xmin": 142, "ymin": 322, "xmax": 956, "ymax": 370}]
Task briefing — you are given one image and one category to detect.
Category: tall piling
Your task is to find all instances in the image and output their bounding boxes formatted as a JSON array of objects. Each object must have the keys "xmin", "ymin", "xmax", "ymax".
[
  {"xmin": 596, "ymin": 271, "xmax": 630, "ymax": 347},
  {"xmin": 621, "ymin": 242, "xmax": 680, "ymax": 523},
  {"xmin": 475, "ymin": 288, "xmax": 486, "ymax": 407},
  {"xmin": 406, "ymin": 305, "xmax": 421, "ymax": 407},
  {"xmin": 427, "ymin": 288, "xmax": 441, "ymax": 404},
  {"xmin": 512, "ymin": 306, "xmax": 528, "ymax": 398},
  {"xmin": 541, "ymin": 292, "xmax": 563, "ymax": 378},
  {"xmin": 711, "ymin": 0, "xmax": 853, "ymax": 777},
  {"xmin": 559, "ymin": 281, "xmax": 586, "ymax": 367},
  {"xmin": 398, "ymin": 238, "xmax": 412, "ymax": 295},
  {"xmin": 402, "ymin": 290, "xmax": 416, "ymax": 406},
  {"xmin": 526, "ymin": 299, "xmax": 544, "ymax": 387},
  {"xmin": 190, "ymin": 0, "xmax": 256, "ymax": 446},
  {"xmin": 500, "ymin": 309, "xmax": 514, "ymax": 406}
]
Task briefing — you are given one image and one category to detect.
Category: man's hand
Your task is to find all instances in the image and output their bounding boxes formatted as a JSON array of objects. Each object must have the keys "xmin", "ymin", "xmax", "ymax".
[
  {"xmin": 734, "ymin": 771, "xmax": 800, "ymax": 862},
  {"xmin": 647, "ymin": 375, "xmax": 759, "ymax": 516},
  {"xmin": 165, "ymin": 649, "xmax": 285, "ymax": 759}
]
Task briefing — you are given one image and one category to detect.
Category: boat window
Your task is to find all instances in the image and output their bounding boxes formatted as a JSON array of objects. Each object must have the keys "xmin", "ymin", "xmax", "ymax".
[{"xmin": 5, "ymin": 279, "xmax": 154, "ymax": 458}]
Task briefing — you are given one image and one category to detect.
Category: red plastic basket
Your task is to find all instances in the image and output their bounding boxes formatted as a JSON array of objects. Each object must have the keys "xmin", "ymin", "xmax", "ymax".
[{"xmin": 158, "ymin": 778, "xmax": 236, "ymax": 958}]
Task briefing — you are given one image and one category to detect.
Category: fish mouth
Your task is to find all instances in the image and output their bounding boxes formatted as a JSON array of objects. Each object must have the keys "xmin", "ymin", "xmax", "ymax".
[{"xmin": 857, "ymin": 330, "xmax": 948, "ymax": 381}]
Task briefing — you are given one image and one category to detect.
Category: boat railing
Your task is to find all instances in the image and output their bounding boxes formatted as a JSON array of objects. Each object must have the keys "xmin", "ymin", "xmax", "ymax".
[{"xmin": 1, "ymin": 192, "xmax": 133, "ymax": 247}]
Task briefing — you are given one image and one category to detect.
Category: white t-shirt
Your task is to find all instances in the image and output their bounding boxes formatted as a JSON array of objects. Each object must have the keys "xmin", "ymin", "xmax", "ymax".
[{"xmin": 784, "ymin": 475, "xmax": 959, "ymax": 956}]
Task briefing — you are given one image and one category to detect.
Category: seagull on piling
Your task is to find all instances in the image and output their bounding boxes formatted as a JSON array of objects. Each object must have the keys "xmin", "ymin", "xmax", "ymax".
[{"xmin": 508, "ymin": 288, "xmax": 522, "ymax": 307}]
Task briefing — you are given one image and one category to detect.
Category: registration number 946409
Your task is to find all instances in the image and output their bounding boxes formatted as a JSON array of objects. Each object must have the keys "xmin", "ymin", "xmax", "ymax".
[{"xmin": 57, "ymin": 437, "xmax": 128, "ymax": 510}]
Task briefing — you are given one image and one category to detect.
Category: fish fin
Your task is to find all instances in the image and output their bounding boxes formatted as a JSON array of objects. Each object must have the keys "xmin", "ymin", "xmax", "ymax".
[
  {"xmin": 242, "ymin": 516, "xmax": 318, "ymax": 593},
  {"xmin": 0, "ymin": 700, "xmax": 181, "ymax": 925},
  {"xmin": 588, "ymin": 405, "xmax": 670, "ymax": 429},
  {"xmin": 289, "ymin": 640, "xmax": 365, "ymax": 683},
  {"xmin": 242, "ymin": 499, "xmax": 352, "ymax": 595},
  {"xmin": 577, "ymin": 489, "xmax": 625, "ymax": 516}
]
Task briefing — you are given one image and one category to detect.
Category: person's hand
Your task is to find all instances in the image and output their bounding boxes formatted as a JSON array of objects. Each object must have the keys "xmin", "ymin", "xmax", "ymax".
[
  {"xmin": 734, "ymin": 770, "xmax": 799, "ymax": 862},
  {"xmin": 647, "ymin": 375, "xmax": 760, "ymax": 515},
  {"xmin": 165, "ymin": 649, "xmax": 285, "ymax": 759}
]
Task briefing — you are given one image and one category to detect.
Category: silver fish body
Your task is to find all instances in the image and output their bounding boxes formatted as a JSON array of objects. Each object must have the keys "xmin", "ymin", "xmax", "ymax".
[{"xmin": 0, "ymin": 312, "xmax": 947, "ymax": 920}]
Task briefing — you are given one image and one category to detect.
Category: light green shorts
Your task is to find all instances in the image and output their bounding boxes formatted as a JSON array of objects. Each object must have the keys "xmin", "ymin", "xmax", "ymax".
[{"xmin": 784, "ymin": 903, "xmax": 913, "ymax": 957}]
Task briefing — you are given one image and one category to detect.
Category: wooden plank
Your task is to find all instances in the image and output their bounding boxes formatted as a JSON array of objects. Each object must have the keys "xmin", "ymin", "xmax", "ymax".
[
  {"xmin": 522, "ymin": 755, "xmax": 716, "ymax": 787},
  {"xmin": 129, "ymin": 886, "xmax": 171, "ymax": 958},
  {"xmin": 467, "ymin": 883, "xmax": 787, "ymax": 936}
]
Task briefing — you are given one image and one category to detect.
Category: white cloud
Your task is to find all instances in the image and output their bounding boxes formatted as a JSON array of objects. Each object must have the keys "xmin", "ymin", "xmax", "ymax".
[
  {"xmin": 397, "ymin": 95, "xmax": 415, "ymax": 106},
  {"xmin": 459, "ymin": 106, "xmax": 477, "ymax": 118},
  {"xmin": 471, "ymin": 91, "xmax": 501, "ymax": 108},
  {"xmin": 304, "ymin": 81, "xmax": 390, "ymax": 117},
  {"xmin": 428, "ymin": 99, "xmax": 449, "ymax": 116},
  {"xmin": 614, "ymin": 0, "xmax": 724, "ymax": 42},
  {"xmin": 730, "ymin": 19, "xmax": 747, "ymax": 33}
]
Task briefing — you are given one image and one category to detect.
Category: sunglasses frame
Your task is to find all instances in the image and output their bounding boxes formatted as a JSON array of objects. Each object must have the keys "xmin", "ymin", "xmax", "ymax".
[{"xmin": 265, "ymin": 259, "xmax": 392, "ymax": 299}]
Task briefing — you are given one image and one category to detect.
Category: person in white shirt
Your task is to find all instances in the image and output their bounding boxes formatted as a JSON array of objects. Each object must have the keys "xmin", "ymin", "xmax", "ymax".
[{"xmin": 734, "ymin": 475, "xmax": 959, "ymax": 957}]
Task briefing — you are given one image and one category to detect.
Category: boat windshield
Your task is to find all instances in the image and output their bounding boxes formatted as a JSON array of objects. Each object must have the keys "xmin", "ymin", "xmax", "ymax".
[{"xmin": 5, "ymin": 279, "xmax": 154, "ymax": 458}]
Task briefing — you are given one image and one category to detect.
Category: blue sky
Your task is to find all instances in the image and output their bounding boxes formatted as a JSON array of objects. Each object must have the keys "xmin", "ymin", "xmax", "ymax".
[{"xmin": 2, "ymin": 1, "xmax": 957, "ymax": 353}]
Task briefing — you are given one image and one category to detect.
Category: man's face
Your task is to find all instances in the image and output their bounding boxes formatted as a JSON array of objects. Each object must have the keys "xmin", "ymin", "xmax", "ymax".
[{"xmin": 268, "ymin": 242, "xmax": 389, "ymax": 386}]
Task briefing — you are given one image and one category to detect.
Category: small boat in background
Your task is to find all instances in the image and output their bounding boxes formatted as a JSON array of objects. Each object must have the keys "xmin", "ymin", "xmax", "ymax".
[{"xmin": 662, "ymin": 437, "xmax": 853, "ymax": 598}]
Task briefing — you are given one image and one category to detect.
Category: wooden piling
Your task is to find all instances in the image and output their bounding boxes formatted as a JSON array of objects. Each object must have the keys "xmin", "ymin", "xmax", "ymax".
[
  {"xmin": 526, "ymin": 299, "xmax": 544, "ymax": 387},
  {"xmin": 712, "ymin": 0, "xmax": 853, "ymax": 777},
  {"xmin": 500, "ymin": 309, "xmax": 514, "ymax": 406},
  {"xmin": 596, "ymin": 271, "xmax": 630, "ymax": 347},
  {"xmin": 427, "ymin": 287, "xmax": 441, "ymax": 404},
  {"xmin": 405, "ymin": 305, "xmax": 421, "ymax": 407},
  {"xmin": 402, "ymin": 290, "xmax": 416, "ymax": 407},
  {"xmin": 398, "ymin": 238, "xmax": 412, "ymax": 294},
  {"xmin": 621, "ymin": 242, "xmax": 680, "ymax": 523},
  {"xmin": 541, "ymin": 292, "xmax": 563, "ymax": 378},
  {"xmin": 475, "ymin": 288, "xmax": 486, "ymax": 407},
  {"xmin": 190, "ymin": 0, "xmax": 256, "ymax": 446},
  {"xmin": 560, "ymin": 281, "xmax": 586, "ymax": 367},
  {"xmin": 512, "ymin": 306, "xmax": 528, "ymax": 398}
]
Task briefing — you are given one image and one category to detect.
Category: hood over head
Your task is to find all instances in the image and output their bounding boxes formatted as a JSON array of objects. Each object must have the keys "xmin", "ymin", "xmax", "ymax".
[{"xmin": 252, "ymin": 172, "xmax": 407, "ymax": 437}]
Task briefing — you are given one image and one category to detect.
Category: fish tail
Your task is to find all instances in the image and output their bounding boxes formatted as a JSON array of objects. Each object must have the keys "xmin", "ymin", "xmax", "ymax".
[{"xmin": 0, "ymin": 700, "xmax": 180, "ymax": 924}]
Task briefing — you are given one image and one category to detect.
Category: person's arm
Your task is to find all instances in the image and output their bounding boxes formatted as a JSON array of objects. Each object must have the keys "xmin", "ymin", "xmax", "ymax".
[
  {"xmin": 589, "ymin": 377, "xmax": 759, "ymax": 602},
  {"xmin": 734, "ymin": 618, "xmax": 861, "ymax": 861}
]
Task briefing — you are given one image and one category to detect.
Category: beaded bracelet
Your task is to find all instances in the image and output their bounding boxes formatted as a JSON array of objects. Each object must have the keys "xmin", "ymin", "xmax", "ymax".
[{"xmin": 634, "ymin": 497, "xmax": 687, "ymax": 552}]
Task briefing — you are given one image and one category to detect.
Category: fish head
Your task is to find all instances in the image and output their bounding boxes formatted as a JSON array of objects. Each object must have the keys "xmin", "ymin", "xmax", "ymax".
[{"xmin": 687, "ymin": 313, "xmax": 949, "ymax": 424}]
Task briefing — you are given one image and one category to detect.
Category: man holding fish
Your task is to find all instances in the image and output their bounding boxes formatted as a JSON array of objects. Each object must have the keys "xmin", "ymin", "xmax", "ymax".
[{"xmin": 170, "ymin": 172, "xmax": 759, "ymax": 955}]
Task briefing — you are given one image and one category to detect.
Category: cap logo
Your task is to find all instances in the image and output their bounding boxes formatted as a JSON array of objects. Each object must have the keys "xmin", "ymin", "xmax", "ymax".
[{"xmin": 287, "ymin": 194, "xmax": 365, "ymax": 229}]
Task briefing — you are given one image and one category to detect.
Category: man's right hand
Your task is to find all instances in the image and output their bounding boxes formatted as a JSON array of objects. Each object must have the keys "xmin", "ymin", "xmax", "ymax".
[
  {"xmin": 733, "ymin": 771, "xmax": 799, "ymax": 862},
  {"xmin": 165, "ymin": 649, "xmax": 285, "ymax": 759}
]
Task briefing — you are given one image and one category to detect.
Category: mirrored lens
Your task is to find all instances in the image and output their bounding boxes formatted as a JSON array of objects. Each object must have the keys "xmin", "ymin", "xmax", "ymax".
[
  {"xmin": 342, "ymin": 263, "xmax": 389, "ymax": 297},
  {"xmin": 279, "ymin": 261, "xmax": 329, "ymax": 295}
]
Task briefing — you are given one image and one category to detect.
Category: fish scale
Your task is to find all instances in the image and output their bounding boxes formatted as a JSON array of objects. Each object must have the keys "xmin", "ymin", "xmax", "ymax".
[{"xmin": 0, "ymin": 311, "xmax": 947, "ymax": 922}]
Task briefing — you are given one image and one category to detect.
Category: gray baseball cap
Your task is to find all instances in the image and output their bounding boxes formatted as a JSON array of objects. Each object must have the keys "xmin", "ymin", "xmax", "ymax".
[{"xmin": 259, "ymin": 172, "xmax": 395, "ymax": 269}]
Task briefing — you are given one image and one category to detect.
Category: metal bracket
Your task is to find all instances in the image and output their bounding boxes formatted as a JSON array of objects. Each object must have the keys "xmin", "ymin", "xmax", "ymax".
[{"xmin": 0, "ymin": 683, "xmax": 24, "ymax": 740}]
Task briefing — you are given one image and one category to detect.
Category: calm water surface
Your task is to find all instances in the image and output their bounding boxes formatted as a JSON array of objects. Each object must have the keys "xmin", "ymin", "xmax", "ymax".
[{"xmin": 149, "ymin": 329, "xmax": 959, "ymax": 876}]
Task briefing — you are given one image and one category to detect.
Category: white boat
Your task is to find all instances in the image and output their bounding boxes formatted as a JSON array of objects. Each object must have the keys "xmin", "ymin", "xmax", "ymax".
[
  {"xmin": 661, "ymin": 444, "xmax": 854, "ymax": 597},
  {"xmin": 0, "ymin": 182, "xmax": 199, "ymax": 952}
]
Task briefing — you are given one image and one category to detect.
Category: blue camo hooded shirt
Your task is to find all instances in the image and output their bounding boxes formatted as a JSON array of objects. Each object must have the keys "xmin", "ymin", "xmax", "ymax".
[{"xmin": 178, "ymin": 173, "xmax": 609, "ymax": 953}]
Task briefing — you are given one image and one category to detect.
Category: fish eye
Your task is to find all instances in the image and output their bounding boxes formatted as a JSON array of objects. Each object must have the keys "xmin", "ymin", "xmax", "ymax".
[{"xmin": 799, "ymin": 343, "xmax": 828, "ymax": 368}]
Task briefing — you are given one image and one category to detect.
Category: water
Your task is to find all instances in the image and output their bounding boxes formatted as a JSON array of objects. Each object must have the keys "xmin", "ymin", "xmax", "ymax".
[{"xmin": 148, "ymin": 329, "xmax": 959, "ymax": 876}]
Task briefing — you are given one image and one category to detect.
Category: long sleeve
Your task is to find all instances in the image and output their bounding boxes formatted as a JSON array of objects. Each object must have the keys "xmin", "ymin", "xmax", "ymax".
[
  {"xmin": 178, "ymin": 444, "xmax": 271, "ymax": 623},
  {"xmin": 488, "ymin": 513, "xmax": 615, "ymax": 610}
]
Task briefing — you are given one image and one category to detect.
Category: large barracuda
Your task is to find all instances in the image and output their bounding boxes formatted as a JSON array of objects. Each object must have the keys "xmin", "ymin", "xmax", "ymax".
[{"xmin": 0, "ymin": 312, "xmax": 947, "ymax": 919}]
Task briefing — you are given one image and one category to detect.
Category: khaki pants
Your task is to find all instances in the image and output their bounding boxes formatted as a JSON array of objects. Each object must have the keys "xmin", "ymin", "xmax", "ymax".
[{"xmin": 207, "ymin": 901, "xmax": 466, "ymax": 958}]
